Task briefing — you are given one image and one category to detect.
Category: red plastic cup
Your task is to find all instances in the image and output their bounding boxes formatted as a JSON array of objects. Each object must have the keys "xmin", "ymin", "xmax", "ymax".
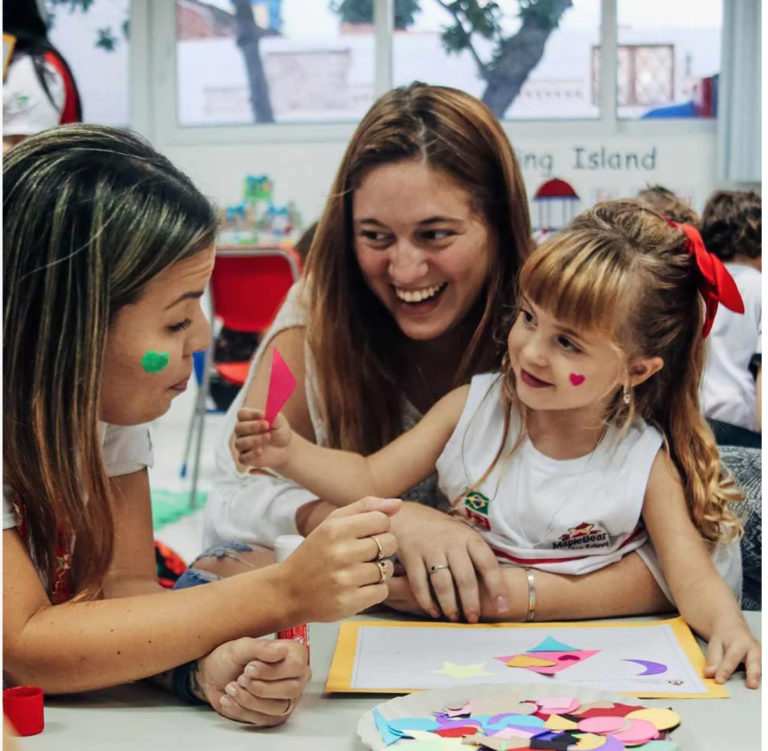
[{"xmin": 3, "ymin": 686, "xmax": 44, "ymax": 736}]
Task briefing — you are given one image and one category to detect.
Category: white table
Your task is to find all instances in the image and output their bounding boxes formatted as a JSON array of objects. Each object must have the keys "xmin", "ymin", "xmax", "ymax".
[{"xmin": 15, "ymin": 612, "xmax": 762, "ymax": 751}]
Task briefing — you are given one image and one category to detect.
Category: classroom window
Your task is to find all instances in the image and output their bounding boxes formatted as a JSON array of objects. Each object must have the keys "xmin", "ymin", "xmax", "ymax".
[
  {"xmin": 45, "ymin": 0, "xmax": 130, "ymax": 126},
  {"xmin": 614, "ymin": 0, "xmax": 722, "ymax": 119},
  {"xmin": 175, "ymin": 0, "xmax": 375, "ymax": 125},
  {"xmin": 392, "ymin": 0, "xmax": 600, "ymax": 121}
]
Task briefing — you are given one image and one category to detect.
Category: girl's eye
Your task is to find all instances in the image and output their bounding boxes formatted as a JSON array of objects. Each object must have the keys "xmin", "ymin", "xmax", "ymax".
[
  {"xmin": 557, "ymin": 335, "xmax": 581, "ymax": 353},
  {"xmin": 168, "ymin": 318, "xmax": 192, "ymax": 333},
  {"xmin": 521, "ymin": 309, "xmax": 535, "ymax": 325}
]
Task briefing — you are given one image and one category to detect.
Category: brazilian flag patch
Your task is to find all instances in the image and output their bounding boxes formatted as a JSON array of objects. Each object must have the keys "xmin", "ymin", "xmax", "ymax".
[{"xmin": 464, "ymin": 491, "xmax": 490, "ymax": 515}]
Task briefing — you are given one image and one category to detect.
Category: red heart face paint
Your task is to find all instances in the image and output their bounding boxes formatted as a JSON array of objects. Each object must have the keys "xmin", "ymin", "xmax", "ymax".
[{"xmin": 569, "ymin": 373, "xmax": 585, "ymax": 386}]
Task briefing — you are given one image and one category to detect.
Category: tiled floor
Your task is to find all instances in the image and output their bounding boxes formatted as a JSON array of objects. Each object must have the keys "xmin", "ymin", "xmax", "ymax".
[{"xmin": 149, "ymin": 380, "xmax": 227, "ymax": 563}]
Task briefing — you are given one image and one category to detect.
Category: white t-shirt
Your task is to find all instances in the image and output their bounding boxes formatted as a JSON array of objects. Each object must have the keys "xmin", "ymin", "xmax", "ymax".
[
  {"xmin": 203, "ymin": 282, "xmax": 445, "ymax": 549},
  {"xmin": 3, "ymin": 52, "xmax": 65, "ymax": 137},
  {"xmin": 437, "ymin": 373, "xmax": 662, "ymax": 575},
  {"xmin": 700, "ymin": 263, "xmax": 762, "ymax": 432},
  {"xmin": 3, "ymin": 422, "xmax": 153, "ymax": 530}
]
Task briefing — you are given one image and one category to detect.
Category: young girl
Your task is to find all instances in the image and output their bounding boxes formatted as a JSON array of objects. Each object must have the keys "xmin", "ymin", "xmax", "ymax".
[{"xmin": 235, "ymin": 200, "xmax": 761, "ymax": 688}]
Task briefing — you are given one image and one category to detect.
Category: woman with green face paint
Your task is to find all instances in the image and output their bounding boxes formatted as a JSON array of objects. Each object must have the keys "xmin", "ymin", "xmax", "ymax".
[{"xmin": 3, "ymin": 125, "xmax": 400, "ymax": 724}]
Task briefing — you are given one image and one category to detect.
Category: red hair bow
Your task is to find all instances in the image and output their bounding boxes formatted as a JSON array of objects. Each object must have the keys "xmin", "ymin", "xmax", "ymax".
[{"xmin": 668, "ymin": 221, "xmax": 745, "ymax": 338}]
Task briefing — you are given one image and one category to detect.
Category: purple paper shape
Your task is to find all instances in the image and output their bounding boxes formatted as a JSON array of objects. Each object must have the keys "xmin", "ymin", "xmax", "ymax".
[
  {"xmin": 623, "ymin": 659, "xmax": 669, "ymax": 676},
  {"xmin": 264, "ymin": 348, "xmax": 297, "ymax": 423}
]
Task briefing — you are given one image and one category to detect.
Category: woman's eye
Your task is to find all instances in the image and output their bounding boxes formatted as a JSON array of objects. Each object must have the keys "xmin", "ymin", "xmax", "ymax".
[
  {"xmin": 361, "ymin": 230, "xmax": 391, "ymax": 244},
  {"xmin": 168, "ymin": 318, "xmax": 192, "ymax": 332},
  {"xmin": 557, "ymin": 335, "xmax": 581, "ymax": 353},
  {"xmin": 420, "ymin": 229, "xmax": 454, "ymax": 241}
]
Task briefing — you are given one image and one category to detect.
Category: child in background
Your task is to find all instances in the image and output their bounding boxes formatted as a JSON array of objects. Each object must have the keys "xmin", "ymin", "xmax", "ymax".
[
  {"xmin": 236, "ymin": 200, "xmax": 761, "ymax": 688},
  {"xmin": 637, "ymin": 184, "xmax": 699, "ymax": 224},
  {"xmin": 699, "ymin": 190, "xmax": 762, "ymax": 447}
]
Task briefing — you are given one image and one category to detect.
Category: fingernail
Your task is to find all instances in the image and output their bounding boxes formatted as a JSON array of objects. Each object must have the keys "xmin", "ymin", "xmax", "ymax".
[
  {"xmin": 226, "ymin": 683, "xmax": 237, "ymax": 696},
  {"xmin": 220, "ymin": 696, "xmax": 233, "ymax": 707},
  {"xmin": 245, "ymin": 664, "xmax": 258, "ymax": 677},
  {"xmin": 430, "ymin": 609, "xmax": 440, "ymax": 619},
  {"xmin": 467, "ymin": 612, "xmax": 479, "ymax": 624},
  {"xmin": 495, "ymin": 595, "xmax": 510, "ymax": 613}
]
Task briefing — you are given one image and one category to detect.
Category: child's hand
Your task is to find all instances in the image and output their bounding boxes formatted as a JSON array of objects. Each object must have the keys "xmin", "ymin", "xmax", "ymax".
[
  {"xmin": 234, "ymin": 408, "xmax": 292, "ymax": 470},
  {"xmin": 703, "ymin": 616, "xmax": 761, "ymax": 689}
]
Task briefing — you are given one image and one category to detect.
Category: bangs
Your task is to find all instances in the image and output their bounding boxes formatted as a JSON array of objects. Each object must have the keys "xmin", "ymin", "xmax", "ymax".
[{"xmin": 520, "ymin": 235, "xmax": 633, "ymax": 336}]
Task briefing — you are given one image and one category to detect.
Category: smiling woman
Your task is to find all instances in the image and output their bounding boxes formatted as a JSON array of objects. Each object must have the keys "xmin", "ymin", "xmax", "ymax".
[
  {"xmin": 3, "ymin": 124, "xmax": 401, "ymax": 726},
  {"xmin": 200, "ymin": 83, "xmax": 685, "ymax": 631}
]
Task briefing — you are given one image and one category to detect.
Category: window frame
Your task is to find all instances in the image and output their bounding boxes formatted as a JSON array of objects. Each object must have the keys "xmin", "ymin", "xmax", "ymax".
[{"xmin": 130, "ymin": 0, "xmax": 716, "ymax": 147}]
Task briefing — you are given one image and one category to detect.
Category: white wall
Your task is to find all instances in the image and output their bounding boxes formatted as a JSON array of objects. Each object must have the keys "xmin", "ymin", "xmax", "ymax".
[{"xmin": 162, "ymin": 128, "xmax": 716, "ymax": 233}]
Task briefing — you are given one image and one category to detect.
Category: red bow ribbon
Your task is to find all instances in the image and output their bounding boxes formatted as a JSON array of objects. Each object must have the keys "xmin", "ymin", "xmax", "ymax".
[{"xmin": 668, "ymin": 221, "xmax": 745, "ymax": 337}]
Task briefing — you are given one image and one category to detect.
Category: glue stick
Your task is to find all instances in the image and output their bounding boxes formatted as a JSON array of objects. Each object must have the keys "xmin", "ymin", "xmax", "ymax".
[{"xmin": 274, "ymin": 534, "xmax": 310, "ymax": 662}]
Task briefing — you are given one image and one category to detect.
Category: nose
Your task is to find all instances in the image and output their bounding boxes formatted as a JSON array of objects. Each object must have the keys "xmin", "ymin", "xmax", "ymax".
[
  {"xmin": 520, "ymin": 331, "xmax": 548, "ymax": 366},
  {"xmin": 186, "ymin": 311, "xmax": 212, "ymax": 358},
  {"xmin": 388, "ymin": 238, "xmax": 428, "ymax": 285}
]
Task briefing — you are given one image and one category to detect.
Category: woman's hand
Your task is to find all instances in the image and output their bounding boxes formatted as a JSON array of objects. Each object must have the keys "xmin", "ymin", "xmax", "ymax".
[
  {"xmin": 391, "ymin": 502, "xmax": 509, "ymax": 623},
  {"xmin": 278, "ymin": 496, "xmax": 401, "ymax": 623},
  {"xmin": 384, "ymin": 575, "xmax": 430, "ymax": 617},
  {"xmin": 703, "ymin": 616, "xmax": 761, "ymax": 689},
  {"xmin": 234, "ymin": 408, "xmax": 292, "ymax": 470},
  {"xmin": 196, "ymin": 638, "xmax": 311, "ymax": 726}
]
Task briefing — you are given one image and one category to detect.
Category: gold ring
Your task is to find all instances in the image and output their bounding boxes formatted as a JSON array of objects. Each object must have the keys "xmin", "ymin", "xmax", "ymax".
[
  {"xmin": 371, "ymin": 535, "xmax": 385, "ymax": 561},
  {"xmin": 428, "ymin": 564, "xmax": 450, "ymax": 576},
  {"xmin": 376, "ymin": 559, "xmax": 389, "ymax": 583}
]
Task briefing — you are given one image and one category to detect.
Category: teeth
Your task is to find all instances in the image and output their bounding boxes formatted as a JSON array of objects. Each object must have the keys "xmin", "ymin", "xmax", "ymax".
[{"xmin": 394, "ymin": 283, "xmax": 446, "ymax": 303}]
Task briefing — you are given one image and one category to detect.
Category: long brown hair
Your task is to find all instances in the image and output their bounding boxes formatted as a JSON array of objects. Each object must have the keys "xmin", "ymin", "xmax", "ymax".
[
  {"xmin": 482, "ymin": 200, "xmax": 742, "ymax": 541},
  {"xmin": 304, "ymin": 82, "xmax": 532, "ymax": 453},
  {"xmin": 3, "ymin": 125, "xmax": 217, "ymax": 599}
]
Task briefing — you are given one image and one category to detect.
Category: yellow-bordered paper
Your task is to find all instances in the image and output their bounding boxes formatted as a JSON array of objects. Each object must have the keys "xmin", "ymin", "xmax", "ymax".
[
  {"xmin": 326, "ymin": 617, "xmax": 727, "ymax": 698},
  {"xmin": 3, "ymin": 33, "xmax": 16, "ymax": 79}
]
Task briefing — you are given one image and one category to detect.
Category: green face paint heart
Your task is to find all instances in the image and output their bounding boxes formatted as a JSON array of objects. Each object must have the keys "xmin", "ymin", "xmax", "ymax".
[{"xmin": 141, "ymin": 350, "xmax": 170, "ymax": 373}]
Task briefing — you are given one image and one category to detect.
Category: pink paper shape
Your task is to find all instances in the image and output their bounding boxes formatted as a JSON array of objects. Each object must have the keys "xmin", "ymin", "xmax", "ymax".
[
  {"xmin": 495, "ymin": 650, "xmax": 600, "ymax": 675},
  {"xmin": 612, "ymin": 718, "xmax": 660, "ymax": 745},
  {"xmin": 264, "ymin": 349, "xmax": 297, "ymax": 424},
  {"xmin": 577, "ymin": 716, "xmax": 629, "ymax": 734}
]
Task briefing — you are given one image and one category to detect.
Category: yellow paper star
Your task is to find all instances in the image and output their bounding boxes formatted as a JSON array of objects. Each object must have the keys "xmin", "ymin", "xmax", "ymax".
[{"xmin": 432, "ymin": 661, "xmax": 495, "ymax": 679}]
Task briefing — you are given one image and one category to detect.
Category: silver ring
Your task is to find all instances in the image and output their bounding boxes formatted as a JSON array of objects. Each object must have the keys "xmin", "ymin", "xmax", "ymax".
[
  {"xmin": 428, "ymin": 564, "xmax": 450, "ymax": 576},
  {"xmin": 371, "ymin": 535, "xmax": 385, "ymax": 561},
  {"xmin": 376, "ymin": 559, "xmax": 390, "ymax": 583}
]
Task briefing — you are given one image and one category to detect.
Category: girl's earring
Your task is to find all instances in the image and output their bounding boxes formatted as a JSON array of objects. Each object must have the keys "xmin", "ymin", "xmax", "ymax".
[{"xmin": 622, "ymin": 385, "xmax": 631, "ymax": 405}]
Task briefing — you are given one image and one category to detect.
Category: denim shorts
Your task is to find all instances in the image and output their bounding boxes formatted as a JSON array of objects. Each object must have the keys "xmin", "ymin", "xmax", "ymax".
[{"xmin": 173, "ymin": 541, "xmax": 255, "ymax": 590}]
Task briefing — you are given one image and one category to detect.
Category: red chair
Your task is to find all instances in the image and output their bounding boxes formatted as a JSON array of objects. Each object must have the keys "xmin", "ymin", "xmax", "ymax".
[{"xmin": 181, "ymin": 246, "xmax": 302, "ymax": 507}]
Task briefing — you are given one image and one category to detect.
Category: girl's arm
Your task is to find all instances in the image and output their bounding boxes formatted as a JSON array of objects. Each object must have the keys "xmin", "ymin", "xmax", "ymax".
[
  {"xmin": 642, "ymin": 451, "xmax": 761, "ymax": 688},
  {"xmin": 235, "ymin": 385, "xmax": 470, "ymax": 507},
  {"xmin": 3, "ymin": 491, "xmax": 399, "ymax": 694}
]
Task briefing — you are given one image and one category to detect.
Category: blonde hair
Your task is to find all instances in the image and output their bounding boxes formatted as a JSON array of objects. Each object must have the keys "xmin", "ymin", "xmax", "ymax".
[
  {"xmin": 304, "ymin": 82, "xmax": 532, "ymax": 453},
  {"xmin": 3, "ymin": 125, "xmax": 218, "ymax": 599},
  {"xmin": 475, "ymin": 200, "xmax": 742, "ymax": 542}
]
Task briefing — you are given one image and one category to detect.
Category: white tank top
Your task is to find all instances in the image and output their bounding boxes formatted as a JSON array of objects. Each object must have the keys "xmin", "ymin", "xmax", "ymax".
[{"xmin": 436, "ymin": 373, "xmax": 663, "ymax": 575}]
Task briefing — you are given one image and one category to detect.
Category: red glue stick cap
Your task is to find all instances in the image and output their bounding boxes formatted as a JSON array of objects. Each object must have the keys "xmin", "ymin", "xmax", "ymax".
[{"xmin": 3, "ymin": 686, "xmax": 44, "ymax": 736}]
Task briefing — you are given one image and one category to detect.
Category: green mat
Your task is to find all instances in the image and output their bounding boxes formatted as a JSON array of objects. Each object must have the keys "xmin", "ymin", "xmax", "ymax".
[{"xmin": 151, "ymin": 489, "xmax": 207, "ymax": 530}]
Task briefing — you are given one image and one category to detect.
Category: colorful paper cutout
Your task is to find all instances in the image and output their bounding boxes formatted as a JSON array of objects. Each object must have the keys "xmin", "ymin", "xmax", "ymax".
[
  {"xmin": 529, "ymin": 637, "xmax": 580, "ymax": 653},
  {"xmin": 623, "ymin": 659, "xmax": 668, "ymax": 676},
  {"xmin": 505, "ymin": 655, "xmax": 558, "ymax": 669},
  {"xmin": 498, "ymin": 650, "xmax": 600, "ymax": 676},
  {"xmin": 612, "ymin": 718, "xmax": 659, "ymax": 745},
  {"xmin": 264, "ymin": 348, "xmax": 297, "ymax": 424},
  {"xmin": 625, "ymin": 708, "xmax": 680, "ymax": 731}
]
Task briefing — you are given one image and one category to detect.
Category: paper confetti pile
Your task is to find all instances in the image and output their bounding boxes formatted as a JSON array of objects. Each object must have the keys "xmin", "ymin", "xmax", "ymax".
[{"xmin": 373, "ymin": 694, "xmax": 680, "ymax": 750}]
